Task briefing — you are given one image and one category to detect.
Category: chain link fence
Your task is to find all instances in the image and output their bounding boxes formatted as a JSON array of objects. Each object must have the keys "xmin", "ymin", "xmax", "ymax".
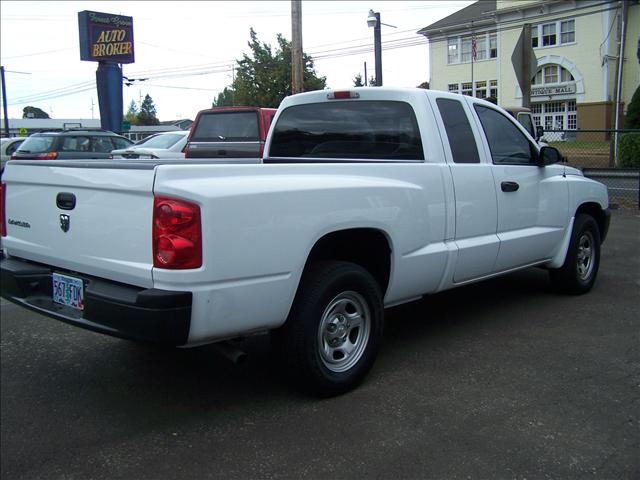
[{"xmin": 543, "ymin": 129, "xmax": 639, "ymax": 209}]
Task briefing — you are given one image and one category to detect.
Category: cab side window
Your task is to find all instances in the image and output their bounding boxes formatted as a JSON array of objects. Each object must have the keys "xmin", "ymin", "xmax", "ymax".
[{"xmin": 475, "ymin": 105, "xmax": 535, "ymax": 165}]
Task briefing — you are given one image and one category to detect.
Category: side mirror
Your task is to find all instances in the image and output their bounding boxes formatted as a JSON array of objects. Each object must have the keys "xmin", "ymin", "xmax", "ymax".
[
  {"xmin": 538, "ymin": 146, "xmax": 562, "ymax": 167},
  {"xmin": 535, "ymin": 125, "xmax": 544, "ymax": 141}
]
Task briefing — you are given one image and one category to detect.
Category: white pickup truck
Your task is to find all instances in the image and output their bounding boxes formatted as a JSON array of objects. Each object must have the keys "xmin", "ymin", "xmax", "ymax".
[{"xmin": 0, "ymin": 88, "xmax": 610, "ymax": 396}]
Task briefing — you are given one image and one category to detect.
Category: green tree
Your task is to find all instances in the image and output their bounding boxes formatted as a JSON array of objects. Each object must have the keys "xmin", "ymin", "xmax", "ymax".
[
  {"xmin": 368, "ymin": 76, "xmax": 377, "ymax": 87},
  {"xmin": 137, "ymin": 94, "xmax": 159, "ymax": 125},
  {"xmin": 23, "ymin": 106, "xmax": 50, "ymax": 119},
  {"xmin": 353, "ymin": 74, "xmax": 364, "ymax": 87},
  {"xmin": 124, "ymin": 100, "xmax": 139, "ymax": 125},
  {"xmin": 231, "ymin": 28, "xmax": 326, "ymax": 107},
  {"xmin": 624, "ymin": 85, "xmax": 640, "ymax": 129},
  {"xmin": 212, "ymin": 87, "xmax": 236, "ymax": 107},
  {"xmin": 416, "ymin": 81, "xmax": 430, "ymax": 89}
]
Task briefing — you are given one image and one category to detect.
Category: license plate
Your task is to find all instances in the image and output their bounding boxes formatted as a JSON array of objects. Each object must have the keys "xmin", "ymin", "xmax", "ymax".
[{"xmin": 52, "ymin": 273, "xmax": 84, "ymax": 310}]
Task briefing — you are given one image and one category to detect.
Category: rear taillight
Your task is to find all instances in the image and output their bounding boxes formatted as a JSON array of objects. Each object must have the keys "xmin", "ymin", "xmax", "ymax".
[
  {"xmin": 35, "ymin": 152, "xmax": 58, "ymax": 160},
  {"xmin": 153, "ymin": 196, "xmax": 202, "ymax": 269},
  {"xmin": 10, "ymin": 153, "xmax": 16, "ymax": 160},
  {"xmin": 1, "ymin": 182, "xmax": 6, "ymax": 237}
]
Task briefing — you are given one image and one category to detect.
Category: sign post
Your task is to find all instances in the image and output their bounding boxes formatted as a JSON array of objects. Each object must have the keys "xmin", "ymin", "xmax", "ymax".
[
  {"xmin": 511, "ymin": 24, "xmax": 537, "ymax": 108},
  {"xmin": 78, "ymin": 11, "xmax": 134, "ymax": 134}
]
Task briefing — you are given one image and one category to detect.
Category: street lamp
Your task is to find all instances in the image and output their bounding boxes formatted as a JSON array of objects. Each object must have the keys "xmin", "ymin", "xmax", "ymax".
[
  {"xmin": 367, "ymin": 10, "xmax": 396, "ymax": 87},
  {"xmin": 367, "ymin": 10, "xmax": 382, "ymax": 86}
]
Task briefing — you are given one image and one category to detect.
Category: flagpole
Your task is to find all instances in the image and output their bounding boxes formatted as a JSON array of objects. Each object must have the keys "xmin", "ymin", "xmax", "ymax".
[{"xmin": 471, "ymin": 27, "xmax": 476, "ymax": 97}]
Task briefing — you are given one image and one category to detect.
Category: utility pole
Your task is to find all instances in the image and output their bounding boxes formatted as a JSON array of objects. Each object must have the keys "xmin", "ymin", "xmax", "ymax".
[
  {"xmin": 291, "ymin": 0, "xmax": 304, "ymax": 94},
  {"xmin": 364, "ymin": 62, "xmax": 368, "ymax": 86},
  {"xmin": 373, "ymin": 12, "xmax": 382, "ymax": 86},
  {"xmin": 1, "ymin": 66, "xmax": 9, "ymax": 137},
  {"xmin": 0, "ymin": 67, "xmax": 30, "ymax": 137}
]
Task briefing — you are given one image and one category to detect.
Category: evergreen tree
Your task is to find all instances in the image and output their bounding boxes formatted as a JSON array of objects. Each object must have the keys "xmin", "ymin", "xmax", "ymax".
[
  {"xmin": 124, "ymin": 100, "xmax": 139, "ymax": 125},
  {"xmin": 353, "ymin": 74, "xmax": 364, "ymax": 87},
  {"xmin": 230, "ymin": 28, "xmax": 326, "ymax": 107},
  {"xmin": 137, "ymin": 94, "xmax": 159, "ymax": 125},
  {"xmin": 212, "ymin": 87, "xmax": 235, "ymax": 107},
  {"xmin": 416, "ymin": 81, "xmax": 430, "ymax": 89},
  {"xmin": 368, "ymin": 76, "xmax": 377, "ymax": 87}
]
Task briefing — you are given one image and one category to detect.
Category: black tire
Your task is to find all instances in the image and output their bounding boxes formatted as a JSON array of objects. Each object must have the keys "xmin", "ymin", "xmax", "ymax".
[
  {"xmin": 274, "ymin": 261, "xmax": 384, "ymax": 397},
  {"xmin": 549, "ymin": 214, "xmax": 601, "ymax": 295}
]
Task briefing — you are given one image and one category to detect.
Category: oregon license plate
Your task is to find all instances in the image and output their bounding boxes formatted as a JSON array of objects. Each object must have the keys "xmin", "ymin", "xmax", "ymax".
[{"xmin": 52, "ymin": 273, "xmax": 84, "ymax": 310}]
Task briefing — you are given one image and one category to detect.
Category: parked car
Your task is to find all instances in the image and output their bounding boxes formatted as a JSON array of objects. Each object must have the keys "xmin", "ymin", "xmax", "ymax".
[
  {"xmin": 1, "ymin": 138, "xmax": 25, "ymax": 171},
  {"xmin": 11, "ymin": 129, "xmax": 132, "ymax": 161},
  {"xmin": 185, "ymin": 106, "xmax": 277, "ymax": 160},
  {"xmin": 110, "ymin": 130, "xmax": 189, "ymax": 159}
]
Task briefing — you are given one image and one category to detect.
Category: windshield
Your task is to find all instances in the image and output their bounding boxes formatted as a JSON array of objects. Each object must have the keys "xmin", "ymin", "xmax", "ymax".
[
  {"xmin": 16, "ymin": 135, "xmax": 56, "ymax": 153},
  {"xmin": 135, "ymin": 133, "xmax": 185, "ymax": 149},
  {"xmin": 191, "ymin": 112, "xmax": 259, "ymax": 142}
]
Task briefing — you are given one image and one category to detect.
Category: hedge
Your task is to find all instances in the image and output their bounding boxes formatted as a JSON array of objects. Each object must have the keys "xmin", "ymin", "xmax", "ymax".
[{"xmin": 619, "ymin": 133, "xmax": 640, "ymax": 168}]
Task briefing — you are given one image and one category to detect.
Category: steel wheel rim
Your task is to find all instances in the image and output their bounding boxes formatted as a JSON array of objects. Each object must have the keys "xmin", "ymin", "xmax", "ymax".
[
  {"xmin": 576, "ymin": 231, "xmax": 595, "ymax": 281},
  {"xmin": 317, "ymin": 291, "xmax": 371, "ymax": 373}
]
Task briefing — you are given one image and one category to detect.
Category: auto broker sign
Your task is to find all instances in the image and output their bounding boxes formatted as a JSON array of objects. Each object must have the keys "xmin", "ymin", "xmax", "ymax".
[{"xmin": 78, "ymin": 10, "xmax": 134, "ymax": 63}]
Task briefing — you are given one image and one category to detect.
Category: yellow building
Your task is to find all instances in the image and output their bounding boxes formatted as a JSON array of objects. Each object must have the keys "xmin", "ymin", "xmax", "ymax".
[{"xmin": 419, "ymin": 0, "xmax": 639, "ymax": 134}]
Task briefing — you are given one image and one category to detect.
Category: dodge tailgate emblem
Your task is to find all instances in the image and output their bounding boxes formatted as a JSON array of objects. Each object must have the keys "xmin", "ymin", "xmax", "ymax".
[{"xmin": 60, "ymin": 214, "xmax": 70, "ymax": 232}]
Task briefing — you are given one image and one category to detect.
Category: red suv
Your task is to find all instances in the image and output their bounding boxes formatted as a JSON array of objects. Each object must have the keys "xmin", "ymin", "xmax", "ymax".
[{"xmin": 185, "ymin": 107, "xmax": 276, "ymax": 160}]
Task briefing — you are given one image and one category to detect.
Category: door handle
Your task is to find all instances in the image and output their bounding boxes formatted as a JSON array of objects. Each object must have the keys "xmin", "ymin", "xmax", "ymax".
[{"xmin": 501, "ymin": 181, "xmax": 519, "ymax": 192}]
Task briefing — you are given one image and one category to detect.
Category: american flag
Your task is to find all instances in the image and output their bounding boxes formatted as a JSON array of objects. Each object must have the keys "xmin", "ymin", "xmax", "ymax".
[{"xmin": 471, "ymin": 36, "xmax": 477, "ymax": 61}]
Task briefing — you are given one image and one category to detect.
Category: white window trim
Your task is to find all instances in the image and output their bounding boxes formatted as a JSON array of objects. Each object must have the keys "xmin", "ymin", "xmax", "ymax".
[
  {"xmin": 446, "ymin": 31, "xmax": 498, "ymax": 65},
  {"xmin": 532, "ymin": 19, "xmax": 576, "ymax": 50}
]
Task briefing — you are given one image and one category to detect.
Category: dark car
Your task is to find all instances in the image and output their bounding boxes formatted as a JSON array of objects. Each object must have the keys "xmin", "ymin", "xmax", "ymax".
[
  {"xmin": 11, "ymin": 129, "xmax": 133, "ymax": 161},
  {"xmin": 185, "ymin": 107, "xmax": 277, "ymax": 160}
]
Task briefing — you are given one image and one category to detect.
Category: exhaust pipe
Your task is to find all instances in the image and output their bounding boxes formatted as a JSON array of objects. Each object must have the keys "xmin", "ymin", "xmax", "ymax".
[{"xmin": 212, "ymin": 341, "xmax": 248, "ymax": 365}]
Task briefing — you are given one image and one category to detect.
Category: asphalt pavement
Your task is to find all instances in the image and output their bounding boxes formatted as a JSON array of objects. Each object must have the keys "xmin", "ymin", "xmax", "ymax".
[{"xmin": 1, "ymin": 210, "xmax": 638, "ymax": 480}]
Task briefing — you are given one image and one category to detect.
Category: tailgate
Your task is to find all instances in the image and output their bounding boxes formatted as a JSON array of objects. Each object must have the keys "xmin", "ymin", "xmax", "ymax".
[{"xmin": 2, "ymin": 161, "xmax": 156, "ymax": 288}]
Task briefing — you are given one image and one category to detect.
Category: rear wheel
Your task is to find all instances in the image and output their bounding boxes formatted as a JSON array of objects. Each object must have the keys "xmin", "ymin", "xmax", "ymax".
[
  {"xmin": 275, "ymin": 261, "xmax": 384, "ymax": 396},
  {"xmin": 549, "ymin": 214, "xmax": 601, "ymax": 294}
]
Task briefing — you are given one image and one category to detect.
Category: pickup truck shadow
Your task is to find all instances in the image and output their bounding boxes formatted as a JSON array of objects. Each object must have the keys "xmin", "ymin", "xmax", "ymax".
[{"xmin": 23, "ymin": 266, "xmax": 559, "ymax": 436}]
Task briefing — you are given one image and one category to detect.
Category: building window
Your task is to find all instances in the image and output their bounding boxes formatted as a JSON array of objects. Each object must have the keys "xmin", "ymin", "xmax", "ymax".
[
  {"xmin": 532, "ymin": 19, "xmax": 576, "ymax": 48},
  {"xmin": 461, "ymin": 37, "xmax": 472, "ymax": 63},
  {"xmin": 489, "ymin": 80, "xmax": 498, "ymax": 98},
  {"xmin": 532, "ymin": 65, "xmax": 574, "ymax": 85},
  {"xmin": 447, "ymin": 31, "xmax": 497, "ymax": 64},
  {"xmin": 542, "ymin": 23, "xmax": 556, "ymax": 46},
  {"xmin": 475, "ymin": 81, "xmax": 487, "ymax": 99},
  {"xmin": 447, "ymin": 38, "xmax": 459, "ymax": 63},
  {"xmin": 489, "ymin": 33, "xmax": 497, "ymax": 58},
  {"xmin": 544, "ymin": 65, "xmax": 558, "ymax": 84},
  {"xmin": 561, "ymin": 20, "xmax": 575, "ymax": 43},
  {"xmin": 475, "ymin": 36, "xmax": 487, "ymax": 60},
  {"xmin": 448, "ymin": 83, "xmax": 460, "ymax": 94},
  {"xmin": 461, "ymin": 82, "xmax": 472, "ymax": 96}
]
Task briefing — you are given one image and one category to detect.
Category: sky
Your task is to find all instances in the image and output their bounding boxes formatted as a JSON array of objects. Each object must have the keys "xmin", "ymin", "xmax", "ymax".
[{"xmin": 0, "ymin": 1, "xmax": 473, "ymax": 121}]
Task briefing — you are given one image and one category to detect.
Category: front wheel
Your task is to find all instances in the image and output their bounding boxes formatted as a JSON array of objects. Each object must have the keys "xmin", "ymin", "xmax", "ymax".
[
  {"xmin": 275, "ymin": 261, "xmax": 384, "ymax": 397},
  {"xmin": 549, "ymin": 214, "xmax": 601, "ymax": 294}
]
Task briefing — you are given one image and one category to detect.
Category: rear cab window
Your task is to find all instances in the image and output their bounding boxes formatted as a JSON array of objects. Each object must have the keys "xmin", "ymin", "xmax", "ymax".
[
  {"xmin": 268, "ymin": 101, "xmax": 424, "ymax": 160},
  {"xmin": 191, "ymin": 112, "xmax": 260, "ymax": 142}
]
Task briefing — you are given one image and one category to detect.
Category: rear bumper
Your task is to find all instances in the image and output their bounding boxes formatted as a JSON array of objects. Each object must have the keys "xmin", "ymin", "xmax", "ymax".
[{"xmin": 0, "ymin": 257, "xmax": 191, "ymax": 346}]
